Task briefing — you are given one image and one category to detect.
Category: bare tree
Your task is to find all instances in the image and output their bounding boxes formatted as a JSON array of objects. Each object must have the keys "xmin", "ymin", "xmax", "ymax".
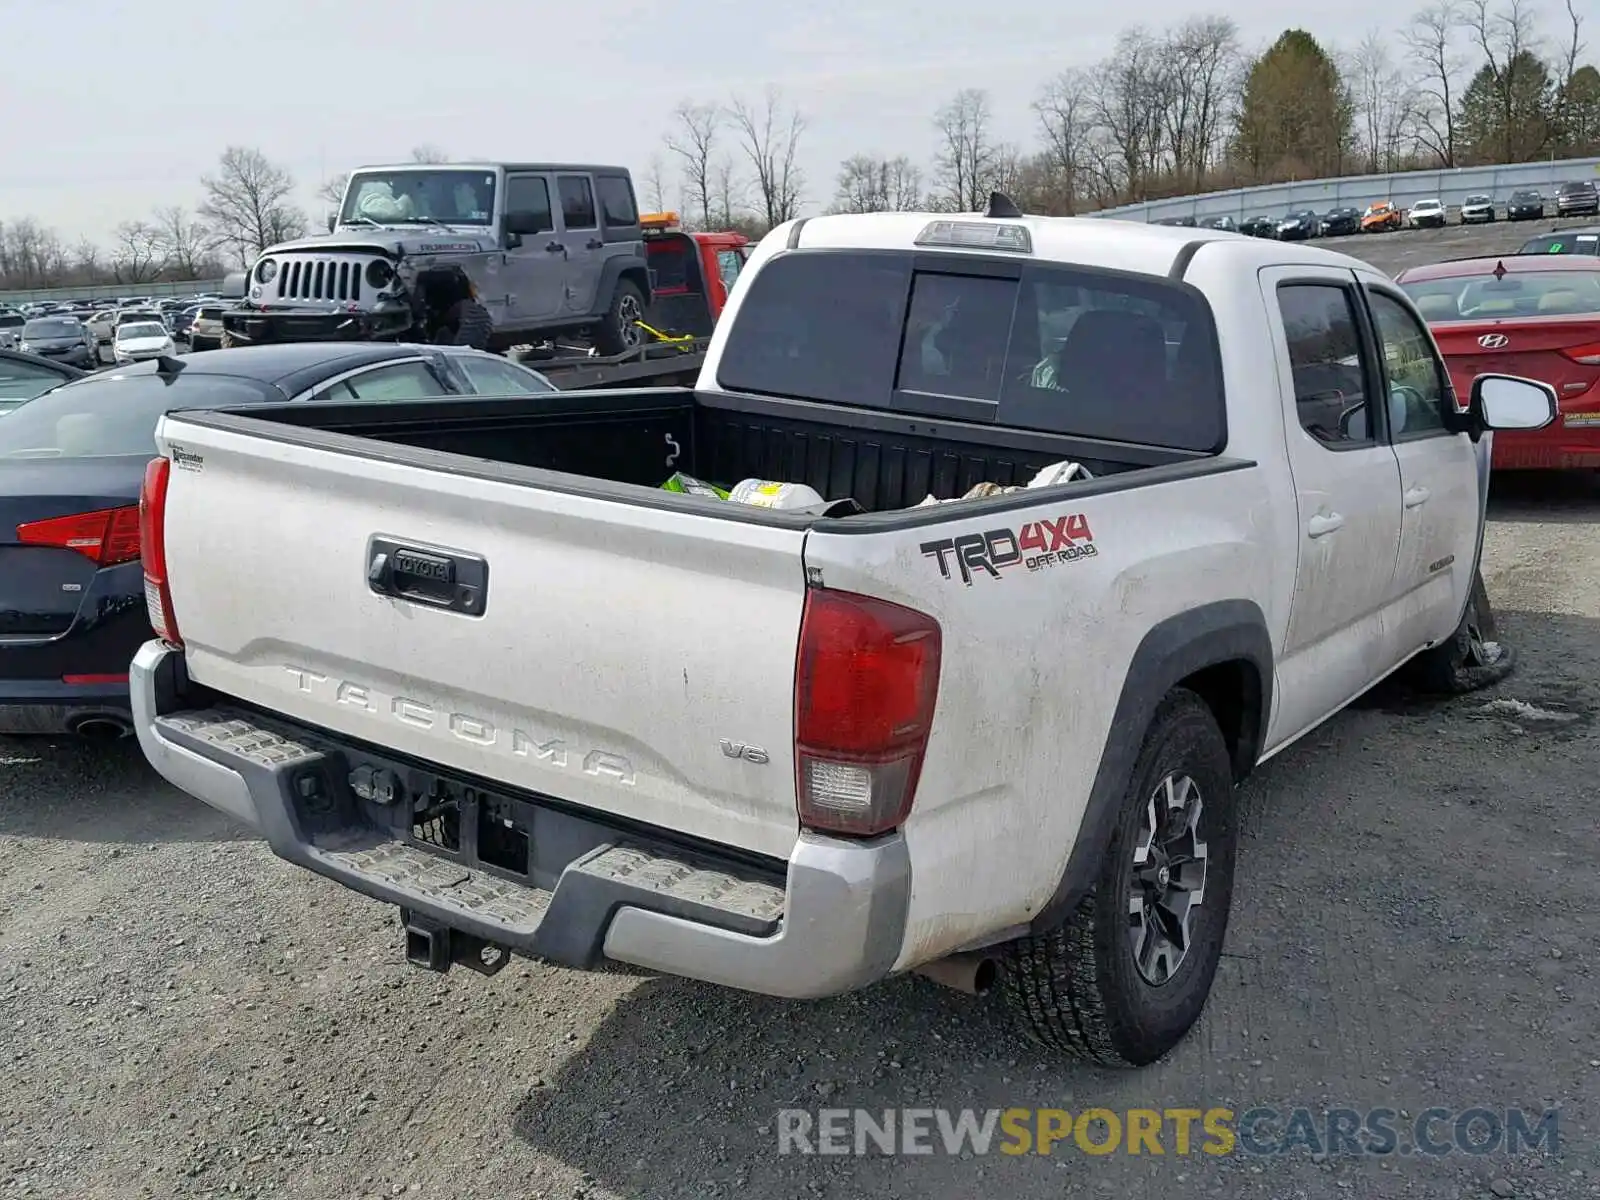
[
  {"xmin": 151, "ymin": 205, "xmax": 213, "ymax": 279},
  {"xmin": 831, "ymin": 155, "xmax": 924, "ymax": 212},
  {"xmin": 642, "ymin": 155, "xmax": 670, "ymax": 212},
  {"xmin": 1, "ymin": 220, "xmax": 68, "ymax": 288},
  {"xmin": 72, "ymin": 238, "xmax": 103, "ymax": 282},
  {"xmin": 728, "ymin": 88, "xmax": 806, "ymax": 227},
  {"xmin": 1463, "ymin": 0, "xmax": 1543, "ymax": 160},
  {"xmin": 410, "ymin": 145, "xmax": 449, "ymax": 163},
  {"xmin": 932, "ymin": 89, "xmax": 1001, "ymax": 211},
  {"xmin": 1551, "ymin": 0, "xmax": 1587, "ymax": 136},
  {"xmin": 1351, "ymin": 30, "xmax": 1421, "ymax": 171},
  {"xmin": 1089, "ymin": 29, "xmax": 1168, "ymax": 199},
  {"xmin": 709, "ymin": 156, "xmax": 746, "ymax": 229},
  {"xmin": 1162, "ymin": 17, "xmax": 1241, "ymax": 189},
  {"xmin": 663, "ymin": 102, "xmax": 722, "ymax": 228},
  {"xmin": 1034, "ymin": 68, "xmax": 1096, "ymax": 214},
  {"xmin": 1406, "ymin": 1, "xmax": 1467, "ymax": 165},
  {"xmin": 316, "ymin": 174, "xmax": 349, "ymax": 207},
  {"xmin": 110, "ymin": 220, "xmax": 167, "ymax": 284},
  {"xmin": 198, "ymin": 146, "xmax": 307, "ymax": 268}
]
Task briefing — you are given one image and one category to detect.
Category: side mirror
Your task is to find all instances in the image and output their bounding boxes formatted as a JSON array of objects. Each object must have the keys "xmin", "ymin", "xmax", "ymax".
[
  {"xmin": 1470, "ymin": 373, "xmax": 1558, "ymax": 432},
  {"xmin": 504, "ymin": 230, "xmax": 523, "ymax": 250},
  {"xmin": 1338, "ymin": 401, "xmax": 1368, "ymax": 441}
]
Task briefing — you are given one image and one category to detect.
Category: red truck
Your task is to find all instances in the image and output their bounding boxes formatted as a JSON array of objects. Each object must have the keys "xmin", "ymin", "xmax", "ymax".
[{"xmin": 515, "ymin": 212, "xmax": 751, "ymax": 389}]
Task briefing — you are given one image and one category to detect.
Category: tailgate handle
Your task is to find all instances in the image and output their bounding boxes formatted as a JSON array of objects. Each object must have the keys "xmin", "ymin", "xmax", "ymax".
[{"xmin": 366, "ymin": 537, "xmax": 489, "ymax": 617}]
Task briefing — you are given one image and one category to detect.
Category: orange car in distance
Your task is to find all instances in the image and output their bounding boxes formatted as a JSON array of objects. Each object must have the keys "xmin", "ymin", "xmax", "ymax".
[{"xmin": 1361, "ymin": 200, "xmax": 1404, "ymax": 232}]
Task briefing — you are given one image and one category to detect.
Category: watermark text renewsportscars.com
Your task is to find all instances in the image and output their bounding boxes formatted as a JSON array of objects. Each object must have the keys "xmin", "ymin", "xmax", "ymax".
[{"xmin": 776, "ymin": 1107, "xmax": 1561, "ymax": 1158}]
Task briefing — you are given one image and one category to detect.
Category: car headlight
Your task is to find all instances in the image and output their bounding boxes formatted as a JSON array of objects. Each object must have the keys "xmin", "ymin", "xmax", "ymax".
[
  {"xmin": 255, "ymin": 258, "xmax": 277, "ymax": 284},
  {"xmin": 365, "ymin": 259, "xmax": 395, "ymax": 289},
  {"xmin": 18, "ymin": 342, "xmax": 30, "ymax": 353}
]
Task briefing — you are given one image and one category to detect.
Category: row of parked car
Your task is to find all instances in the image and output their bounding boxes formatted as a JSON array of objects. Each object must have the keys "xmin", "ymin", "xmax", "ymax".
[
  {"xmin": 1154, "ymin": 179, "xmax": 1600, "ymax": 238},
  {"xmin": 0, "ymin": 295, "xmax": 238, "ymax": 370}
]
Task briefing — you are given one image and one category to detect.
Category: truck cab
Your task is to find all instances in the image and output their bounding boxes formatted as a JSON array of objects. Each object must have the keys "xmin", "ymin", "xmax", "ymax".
[{"xmin": 640, "ymin": 211, "xmax": 750, "ymax": 337}]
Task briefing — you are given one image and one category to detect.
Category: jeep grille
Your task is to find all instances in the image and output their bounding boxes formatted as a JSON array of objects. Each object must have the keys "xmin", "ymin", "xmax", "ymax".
[{"xmin": 276, "ymin": 258, "xmax": 365, "ymax": 303}]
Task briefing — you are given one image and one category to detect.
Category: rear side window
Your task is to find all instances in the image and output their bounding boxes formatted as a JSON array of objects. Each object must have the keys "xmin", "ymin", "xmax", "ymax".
[
  {"xmin": 558, "ymin": 176, "xmax": 597, "ymax": 230},
  {"xmin": 715, "ymin": 250, "xmax": 1226, "ymax": 452},
  {"xmin": 596, "ymin": 175, "xmax": 638, "ymax": 227}
]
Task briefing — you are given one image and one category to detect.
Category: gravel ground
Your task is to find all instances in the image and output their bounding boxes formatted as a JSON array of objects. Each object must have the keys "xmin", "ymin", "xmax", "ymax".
[
  {"xmin": 3, "ymin": 229, "xmax": 1600, "ymax": 1200},
  {"xmin": 1319, "ymin": 214, "xmax": 1599, "ymax": 277}
]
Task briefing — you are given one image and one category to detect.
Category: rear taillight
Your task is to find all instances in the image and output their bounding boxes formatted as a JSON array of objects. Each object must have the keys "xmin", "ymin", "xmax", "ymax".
[
  {"xmin": 793, "ymin": 588, "xmax": 941, "ymax": 837},
  {"xmin": 16, "ymin": 506, "xmax": 141, "ymax": 566},
  {"xmin": 139, "ymin": 457, "xmax": 181, "ymax": 646},
  {"xmin": 1560, "ymin": 341, "xmax": 1600, "ymax": 366}
]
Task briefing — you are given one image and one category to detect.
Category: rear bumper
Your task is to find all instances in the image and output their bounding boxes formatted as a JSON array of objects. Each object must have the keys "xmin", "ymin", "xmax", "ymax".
[
  {"xmin": 1491, "ymin": 413, "xmax": 1600, "ymax": 470},
  {"xmin": 0, "ymin": 679, "xmax": 130, "ymax": 734},
  {"xmin": 130, "ymin": 641, "xmax": 910, "ymax": 998}
]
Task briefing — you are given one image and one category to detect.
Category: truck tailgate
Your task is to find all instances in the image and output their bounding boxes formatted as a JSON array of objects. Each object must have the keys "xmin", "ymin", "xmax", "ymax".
[{"xmin": 155, "ymin": 417, "xmax": 807, "ymax": 860}]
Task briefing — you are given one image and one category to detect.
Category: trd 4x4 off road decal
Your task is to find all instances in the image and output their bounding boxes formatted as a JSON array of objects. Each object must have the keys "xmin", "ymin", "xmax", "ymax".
[{"xmin": 921, "ymin": 513, "xmax": 1096, "ymax": 585}]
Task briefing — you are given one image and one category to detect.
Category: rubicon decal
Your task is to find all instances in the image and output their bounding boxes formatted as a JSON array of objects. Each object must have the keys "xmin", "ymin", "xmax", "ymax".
[{"xmin": 921, "ymin": 514, "xmax": 1096, "ymax": 585}]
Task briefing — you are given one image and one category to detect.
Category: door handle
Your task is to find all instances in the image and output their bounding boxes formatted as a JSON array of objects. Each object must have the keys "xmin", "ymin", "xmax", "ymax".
[
  {"xmin": 1307, "ymin": 512, "xmax": 1345, "ymax": 538},
  {"xmin": 545, "ymin": 241, "xmax": 565, "ymax": 254},
  {"xmin": 367, "ymin": 538, "xmax": 489, "ymax": 617},
  {"xmin": 1404, "ymin": 485, "xmax": 1431, "ymax": 508},
  {"xmin": 586, "ymin": 238, "xmax": 604, "ymax": 249}
]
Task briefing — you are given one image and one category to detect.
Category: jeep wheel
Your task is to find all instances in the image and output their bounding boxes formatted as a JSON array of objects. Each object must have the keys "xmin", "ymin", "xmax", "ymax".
[
  {"xmin": 437, "ymin": 299, "xmax": 493, "ymax": 350},
  {"xmin": 1405, "ymin": 570, "xmax": 1514, "ymax": 694},
  {"xmin": 1000, "ymin": 688, "xmax": 1237, "ymax": 1067},
  {"xmin": 595, "ymin": 280, "xmax": 645, "ymax": 356},
  {"xmin": 219, "ymin": 330, "xmax": 236, "ymax": 350}
]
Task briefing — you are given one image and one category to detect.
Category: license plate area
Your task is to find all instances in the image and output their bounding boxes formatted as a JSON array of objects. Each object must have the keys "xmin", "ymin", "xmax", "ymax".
[{"xmin": 406, "ymin": 775, "xmax": 532, "ymax": 880}]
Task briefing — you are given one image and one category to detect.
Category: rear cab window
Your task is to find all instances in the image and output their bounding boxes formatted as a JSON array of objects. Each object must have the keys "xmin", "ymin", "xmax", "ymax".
[{"xmin": 714, "ymin": 249, "xmax": 1226, "ymax": 452}]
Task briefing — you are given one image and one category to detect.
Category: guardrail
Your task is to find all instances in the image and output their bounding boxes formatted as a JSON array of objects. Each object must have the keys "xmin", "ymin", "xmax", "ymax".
[
  {"xmin": 0, "ymin": 278, "xmax": 228, "ymax": 305},
  {"xmin": 1087, "ymin": 157, "xmax": 1600, "ymax": 223}
]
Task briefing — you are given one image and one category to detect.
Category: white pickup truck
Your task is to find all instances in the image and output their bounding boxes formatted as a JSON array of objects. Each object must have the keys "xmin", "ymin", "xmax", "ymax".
[{"xmin": 130, "ymin": 200, "xmax": 1557, "ymax": 1068}]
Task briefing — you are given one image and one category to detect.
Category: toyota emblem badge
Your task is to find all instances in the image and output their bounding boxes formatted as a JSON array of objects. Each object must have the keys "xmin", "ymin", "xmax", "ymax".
[{"xmin": 1478, "ymin": 333, "xmax": 1509, "ymax": 349}]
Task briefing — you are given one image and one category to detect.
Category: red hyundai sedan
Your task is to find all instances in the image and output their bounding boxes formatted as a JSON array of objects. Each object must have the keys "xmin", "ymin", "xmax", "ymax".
[{"xmin": 1396, "ymin": 256, "xmax": 1600, "ymax": 470}]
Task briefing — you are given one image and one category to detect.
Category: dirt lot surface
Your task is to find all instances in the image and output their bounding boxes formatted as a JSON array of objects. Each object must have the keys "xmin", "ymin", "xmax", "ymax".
[
  {"xmin": 3, "ymin": 225, "xmax": 1600, "ymax": 1200},
  {"xmin": 1323, "ymin": 213, "xmax": 1598, "ymax": 278}
]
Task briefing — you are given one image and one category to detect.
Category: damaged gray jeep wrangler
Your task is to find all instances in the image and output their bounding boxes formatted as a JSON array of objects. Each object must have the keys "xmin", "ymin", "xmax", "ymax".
[{"xmin": 222, "ymin": 162, "xmax": 652, "ymax": 354}]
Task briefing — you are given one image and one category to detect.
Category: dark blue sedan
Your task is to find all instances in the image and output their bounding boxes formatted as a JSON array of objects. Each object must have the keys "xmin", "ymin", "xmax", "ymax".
[{"xmin": 0, "ymin": 342, "xmax": 555, "ymax": 737}]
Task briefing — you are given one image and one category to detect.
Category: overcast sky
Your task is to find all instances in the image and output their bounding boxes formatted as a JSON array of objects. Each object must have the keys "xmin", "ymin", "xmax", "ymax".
[{"xmin": 1, "ymin": 0, "xmax": 1470, "ymax": 243}]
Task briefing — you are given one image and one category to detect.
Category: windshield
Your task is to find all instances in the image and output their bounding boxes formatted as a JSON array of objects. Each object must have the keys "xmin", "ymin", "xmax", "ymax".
[
  {"xmin": 339, "ymin": 169, "xmax": 496, "ymax": 226},
  {"xmin": 0, "ymin": 314, "xmax": 23, "ymax": 329},
  {"xmin": 0, "ymin": 373, "xmax": 281, "ymax": 459},
  {"xmin": 117, "ymin": 323, "xmax": 166, "ymax": 340},
  {"xmin": 23, "ymin": 320, "xmax": 80, "ymax": 337},
  {"xmin": 1559, "ymin": 182, "xmax": 1593, "ymax": 194},
  {"xmin": 1365, "ymin": 204, "xmax": 1389, "ymax": 215},
  {"xmin": 1517, "ymin": 233, "xmax": 1600, "ymax": 255},
  {"xmin": 1399, "ymin": 268, "xmax": 1600, "ymax": 320},
  {"xmin": 1464, "ymin": 195, "xmax": 1490, "ymax": 204}
]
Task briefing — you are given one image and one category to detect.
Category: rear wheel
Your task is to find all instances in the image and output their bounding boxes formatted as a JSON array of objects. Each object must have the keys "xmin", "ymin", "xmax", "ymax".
[
  {"xmin": 595, "ymin": 280, "xmax": 645, "ymax": 356},
  {"xmin": 1000, "ymin": 689, "xmax": 1237, "ymax": 1067},
  {"xmin": 1405, "ymin": 570, "xmax": 1513, "ymax": 694}
]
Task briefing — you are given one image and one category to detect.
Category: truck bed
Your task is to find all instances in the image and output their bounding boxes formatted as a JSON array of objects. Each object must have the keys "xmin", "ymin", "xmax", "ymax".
[{"xmin": 168, "ymin": 385, "xmax": 1228, "ymax": 519}]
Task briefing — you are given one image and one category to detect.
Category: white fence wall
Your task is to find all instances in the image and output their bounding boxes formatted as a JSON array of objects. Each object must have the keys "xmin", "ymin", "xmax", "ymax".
[{"xmin": 1087, "ymin": 157, "xmax": 1600, "ymax": 222}]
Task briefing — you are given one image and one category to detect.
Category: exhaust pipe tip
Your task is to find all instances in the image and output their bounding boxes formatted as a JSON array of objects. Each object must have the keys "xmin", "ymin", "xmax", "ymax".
[
  {"xmin": 68, "ymin": 715, "xmax": 134, "ymax": 741},
  {"xmin": 914, "ymin": 951, "xmax": 1001, "ymax": 996}
]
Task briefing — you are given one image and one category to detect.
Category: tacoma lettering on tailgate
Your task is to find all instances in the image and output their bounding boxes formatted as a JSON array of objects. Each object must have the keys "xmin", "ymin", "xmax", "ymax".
[{"xmin": 920, "ymin": 514, "xmax": 1096, "ymax": 586}]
